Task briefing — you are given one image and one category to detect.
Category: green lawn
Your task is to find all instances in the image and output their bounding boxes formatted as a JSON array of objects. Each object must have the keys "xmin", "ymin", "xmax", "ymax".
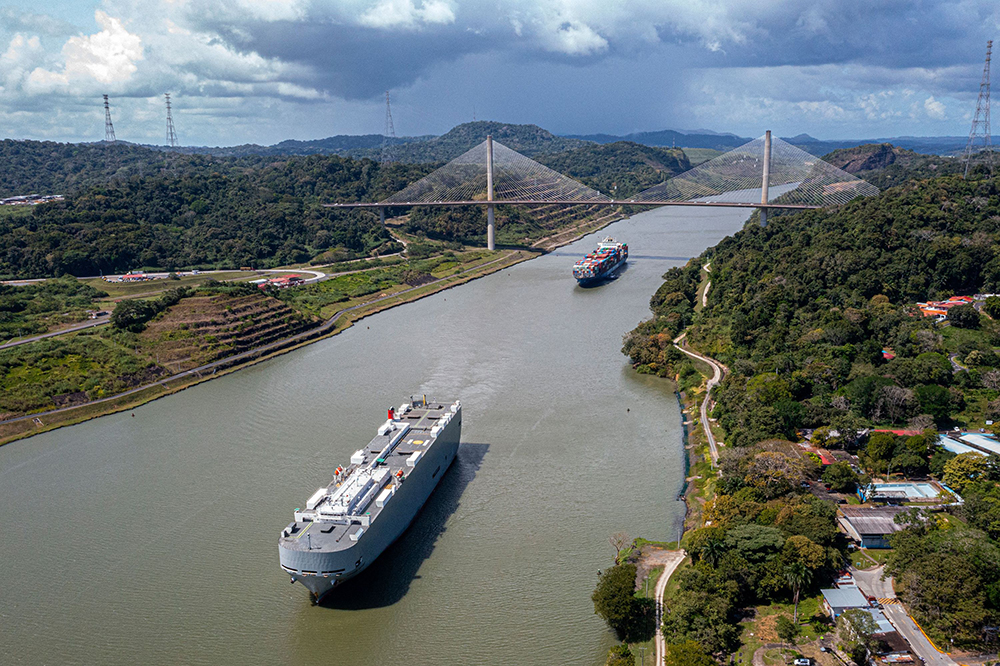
[
  {"xmin": 850, "ymin": 548, "xmax": 892, "ymax": 568},
  {"xmin": 734, "ymin": 595, "xmax": 831, "ymax": 666},
  {"xmin": 81, "ymin": 272, "xmax": 250, "ymax": 299}
]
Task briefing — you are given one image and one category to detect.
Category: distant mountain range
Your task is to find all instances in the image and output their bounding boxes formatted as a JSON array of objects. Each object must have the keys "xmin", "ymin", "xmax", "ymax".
[
  {"xmin": 158, "ymin": 122, "xmax": 973, "ymax": 163},
  {"xmin": 567, "ymin": 129, "xmax": 971, "ymax": 157}
]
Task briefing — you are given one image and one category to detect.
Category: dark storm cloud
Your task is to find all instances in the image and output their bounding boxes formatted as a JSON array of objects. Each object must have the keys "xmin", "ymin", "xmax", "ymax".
[{"xmin": 206, "ymin": 18, "xmax": 489, "ymax": 99}]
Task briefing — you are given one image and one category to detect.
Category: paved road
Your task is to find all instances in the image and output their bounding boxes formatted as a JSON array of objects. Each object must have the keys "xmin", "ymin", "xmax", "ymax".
[
  {"xmin": 672, "ymin": 332, "xmax": 724, "ymax": 467},
  {"xmin": 851, "ymin": 565, "xmax": 956, "ymax": 666},
  {"xmin": 0, "ymin": 316, "xmax": 109, "ymax": 350},
  {"xmin": 654, "ymin": 551, "xmax": 687, "ymax": 666},
  {"xmin": 702, "ymin": 262, "xmax": 711, "ymax": 307}
]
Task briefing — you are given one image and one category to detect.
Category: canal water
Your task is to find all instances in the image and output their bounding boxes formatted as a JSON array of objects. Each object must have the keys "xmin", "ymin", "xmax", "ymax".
[{"xmin": 0, "ymin": 205, "xmax": 752, "ymax": 665}]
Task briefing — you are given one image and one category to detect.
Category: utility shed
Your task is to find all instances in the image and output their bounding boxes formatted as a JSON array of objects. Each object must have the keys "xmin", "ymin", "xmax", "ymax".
[
  {"xmin": 821, "ymin": 586, "xmax": 869, "ymax": 618},
  {"xmin": 838, "ymin": 506, "xmax": 909, "ymax": 548},
  {"xmin": 863, "ymin": 608, "xmax": 896, "ymax": 634}
]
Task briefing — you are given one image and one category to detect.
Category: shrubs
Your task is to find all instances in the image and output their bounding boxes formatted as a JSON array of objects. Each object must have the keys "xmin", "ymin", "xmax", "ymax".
[
  {"xmin": 822, "ymin": 462, "xmax": 859, "ymax": 493},
  {"xmin": 663, "ymin": 641, "xmax": 717, "ymax": 666},
  {"xmin": 110, "ymin": 287, "xmax": 190, "ymax": 333},
  {"xmin": 776, "ymin": 614, "xmax": 798, "ymax": 644},
  {"xmin": 948, "ymin": 303, "xmax": 981, "ymax": 329},
  {"xmin": 605, "ymin": 644, "xmax": 634, "ymax": 666},
  {"xmin": 592, "ymin": 564, "xmax": 655, "ymax": 643}
]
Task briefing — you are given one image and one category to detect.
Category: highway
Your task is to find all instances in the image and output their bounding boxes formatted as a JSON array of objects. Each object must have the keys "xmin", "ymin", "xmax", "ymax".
[
  {"xmin": 0, "ymin": 315, "xmax": 110, "ymax": 350},
  {"xmin": 851, "ymin": 565, "xmax": 956, "ymax": 666}
]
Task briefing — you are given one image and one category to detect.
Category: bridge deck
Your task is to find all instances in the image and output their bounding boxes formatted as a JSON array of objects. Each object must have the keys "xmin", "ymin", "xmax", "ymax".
[{"xmin": 324, "ymin": 200, "xmax": 820, "ymax": 210}]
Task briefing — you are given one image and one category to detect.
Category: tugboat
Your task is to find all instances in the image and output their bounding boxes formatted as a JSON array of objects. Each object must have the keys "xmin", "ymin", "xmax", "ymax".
[{"xmin": 572, "ymin": 237, "xmax": 628, "ymax": 286}]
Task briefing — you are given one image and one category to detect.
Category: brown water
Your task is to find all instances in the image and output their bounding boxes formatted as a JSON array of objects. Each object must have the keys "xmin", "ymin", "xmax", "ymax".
[{"xmin": 0, "ymin": 205, "xmax": 752, "ymax": 665}]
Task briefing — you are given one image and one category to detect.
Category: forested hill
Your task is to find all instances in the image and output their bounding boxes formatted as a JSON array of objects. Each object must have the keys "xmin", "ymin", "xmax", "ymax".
[
  {"xmin": 625, "ymin": 172, "xmax": 1000, "ymax": 648},
  {"xmin": 536, "ymin": 141, "xmax": 691, "ymax": 198},
  {"xmin": 626, "ymin": 173, "xmax": 1000, "ymax": 442},
  {"xmin": 0, "ymin": 156, "xmax": 430, "ymax": 277},
  {"xmin": 821, "ymin": 143, "xmax": 966, "ymax": 190},
  {"xmin": 0, "ymin": 140, "xmax": 231, "ymax": 198},
  {"xmin": 388, "ymin": 121, "xmax": 589, "ymax": 162}
]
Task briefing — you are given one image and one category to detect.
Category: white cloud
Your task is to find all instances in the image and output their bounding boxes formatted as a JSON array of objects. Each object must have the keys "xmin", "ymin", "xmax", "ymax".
[
  {"xmin": 542, "ymin": 20, "xmax": 607, "ymax": 56},
  {"xmin": 358, "ymin": 0, "xmax": 456, "ymax": 29},
  {"xmin": 924, "ymin": 95, "xmax": 946, "ymax": 120},
  {"xmin": 25, "ymin": 11, "xmax": 143, "ymax": 92}
]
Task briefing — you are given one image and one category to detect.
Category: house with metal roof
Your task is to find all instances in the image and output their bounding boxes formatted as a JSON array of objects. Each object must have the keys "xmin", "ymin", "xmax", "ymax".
[
  {"xmin": 838, "ymin": 506, "xmax": 909, "ymax": 548},
  {"xmin": 821, "ymin": 586, "xmax": 869, "ymax": 618}
]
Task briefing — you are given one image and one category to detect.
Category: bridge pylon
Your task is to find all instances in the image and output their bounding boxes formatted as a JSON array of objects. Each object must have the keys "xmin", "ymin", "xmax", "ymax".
[
  {"xmin": 760, "ymin": 130, "xmax": 772, "ymax": 227},
  {"xmin": 486, "ymin": 135, "xmax": 495, "ymax": 250}
]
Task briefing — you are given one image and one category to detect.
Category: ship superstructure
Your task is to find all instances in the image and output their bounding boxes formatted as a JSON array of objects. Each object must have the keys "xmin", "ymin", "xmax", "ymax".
[
  {"xmin": 572, "ymin": 237, "xmax": 628, "ymax": 286},
  {"xmin": 279, "ymin": 396, "xmax": 462, "ymax": 601}
]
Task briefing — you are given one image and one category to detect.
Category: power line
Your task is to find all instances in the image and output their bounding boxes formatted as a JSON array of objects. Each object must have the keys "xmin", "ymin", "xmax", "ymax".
[
  {"xmin": 103, "ymin": 94, "xmax": 116, "ymax": 143},
  {"xmin": 964, "ymin": 39, "xmax": 993, "ymax": 178},
  {"xmin": 165, "ymin": 93, "xmax": 178, "ymax": 148},
  {"xmin": 381, "ymin": 91, "xmax": 396, "ymax": 165}
]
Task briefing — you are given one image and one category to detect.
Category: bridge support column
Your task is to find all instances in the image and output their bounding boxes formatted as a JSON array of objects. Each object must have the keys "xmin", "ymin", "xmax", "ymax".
[
  {"xmin": 379, "ymin": 207, "xmax": 386, "ymax": 225},
  {"xmin": 759, "ymin": 130, "xmax": 771, "ymax": 227},
  {"xmin": 486, "ymin": 135, "xmax": 495, "ymax": 251}
]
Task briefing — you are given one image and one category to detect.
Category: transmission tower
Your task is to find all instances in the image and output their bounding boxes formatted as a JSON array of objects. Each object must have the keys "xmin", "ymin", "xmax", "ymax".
[
  {"xmin": 165, "ymin": 93, "xmax": 178, "ymax": 148},
  {"xmin": 103, "ymin": 94, "xmax": 116, "ymax": 143},
  {"xmin": 964, "ymin": 40, "xmax": 993, "ymax": 178},
  {"xmin": 381, "ymin": 91, "xmax": 396, "ymax": 164}
]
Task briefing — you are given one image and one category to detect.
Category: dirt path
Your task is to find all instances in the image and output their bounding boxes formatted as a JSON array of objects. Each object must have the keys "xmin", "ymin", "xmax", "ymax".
[{"xmin": 672, "ymin": 332, "xmax": 726, "ymax": 467}]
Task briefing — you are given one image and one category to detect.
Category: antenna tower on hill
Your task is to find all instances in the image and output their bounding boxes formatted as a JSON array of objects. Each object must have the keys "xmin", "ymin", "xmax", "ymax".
[
  {"xmin": 103, "ymin": 94, "xmax": 116, "ymax": 143},
  {"xmin": 381, "ymin": 91, "xmax": 396, "ymax": 164},
  {"xmin": 964, "ymin": 39, "xmax": 993, "ymax": 178},
  {"xmin": 165, "ymin": 93, "xmax": 178, "ymax": 148}
]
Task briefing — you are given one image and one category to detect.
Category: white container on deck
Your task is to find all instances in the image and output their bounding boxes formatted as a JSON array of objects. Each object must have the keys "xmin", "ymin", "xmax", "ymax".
[{"xmin": 376, "ymin": 487, "xmax": 394, "ymax": 508}]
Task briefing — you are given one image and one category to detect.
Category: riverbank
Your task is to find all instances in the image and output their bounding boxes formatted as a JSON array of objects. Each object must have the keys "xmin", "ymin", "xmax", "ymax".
[
  {"xmin": 0, "ymin": 248, "xmax": 531, "ymax": 445},
  {"xmin": 0, "ymin": 211, "xmax": 628, "ymax": 447}
]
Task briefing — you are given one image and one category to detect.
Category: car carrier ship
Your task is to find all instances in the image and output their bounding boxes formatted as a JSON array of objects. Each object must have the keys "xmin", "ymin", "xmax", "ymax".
[
  {"xmin": 279, "ymin": 395, "xmax": 462, "ymax": 601},
  {"xmin": 572, "ymin": 237, "xmax": 628, "ymax": 286}
]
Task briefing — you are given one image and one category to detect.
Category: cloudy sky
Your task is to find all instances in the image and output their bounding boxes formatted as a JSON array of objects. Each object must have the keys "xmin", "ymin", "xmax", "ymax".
[{"xmin": 0, "ymin": 0, "xmax": 997, "ymax": 146}]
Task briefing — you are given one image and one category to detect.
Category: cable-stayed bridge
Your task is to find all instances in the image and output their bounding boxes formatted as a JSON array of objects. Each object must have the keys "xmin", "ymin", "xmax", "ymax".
[{"xmin": 326, "ymin": 131, "xmax": 879, "ymax": 250}]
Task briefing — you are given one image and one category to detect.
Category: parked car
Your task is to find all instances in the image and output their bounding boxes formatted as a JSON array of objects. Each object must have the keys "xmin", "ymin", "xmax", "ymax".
[{"xmin": 794, "ymin": 658, "xmax": 812, "ymax": 666}]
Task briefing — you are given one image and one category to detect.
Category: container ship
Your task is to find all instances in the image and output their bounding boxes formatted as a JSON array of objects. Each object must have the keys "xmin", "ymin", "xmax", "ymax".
[
  {"xmin": 572, "ymin": 237, "xmax": 628, "ymax": 286},
  {"xmin": 279, "ymin": 395, "xmax": 462, "ymax": 601}
]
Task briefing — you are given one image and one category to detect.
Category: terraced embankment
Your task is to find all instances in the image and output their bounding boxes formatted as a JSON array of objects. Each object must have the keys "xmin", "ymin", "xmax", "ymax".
[{"xmin": 140, "ymin": 293, "xmax": 318, "ymax": 372}]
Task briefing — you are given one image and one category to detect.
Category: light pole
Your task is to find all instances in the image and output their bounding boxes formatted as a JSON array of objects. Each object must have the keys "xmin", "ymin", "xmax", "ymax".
[{"xmin": 638, "ymin": 645, "xmax": 646, "ymax": 666}]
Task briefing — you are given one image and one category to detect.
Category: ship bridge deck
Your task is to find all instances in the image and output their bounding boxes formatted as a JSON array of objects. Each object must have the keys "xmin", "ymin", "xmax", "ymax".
[{"xmin": 279, "ymin": 398, "xmax": 458, "ymax": 555}]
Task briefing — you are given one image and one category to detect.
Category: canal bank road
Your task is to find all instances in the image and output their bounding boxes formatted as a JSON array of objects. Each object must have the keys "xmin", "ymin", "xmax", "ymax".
[{"xmin": 0, "ymin": 205, "xmax": 757, "ymax": 666}]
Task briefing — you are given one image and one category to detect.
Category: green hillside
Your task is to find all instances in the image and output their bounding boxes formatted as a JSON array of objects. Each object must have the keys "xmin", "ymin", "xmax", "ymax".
[
  {"xmin": 0, "ymin": 155, "xmax": 432, "ymax": 277},
  {"xmin": 627, "ymin": 172, "xmax": 1000, "ymax": 442},
  {"xmin": 821, "ymin": 143, "xmax": 966, "ymax": 189},
  {"xmin": 536, "ymin": 141, "xmax": 691, "ymax": 197},
  {"xmin": 389, "ymin": 121, "xmax": 590, "ymax": 162}
]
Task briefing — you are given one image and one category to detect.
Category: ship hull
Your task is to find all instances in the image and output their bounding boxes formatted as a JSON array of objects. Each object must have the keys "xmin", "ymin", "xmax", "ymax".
[
  {"xmin": 278, "ymin": 413, "xmax": 461, "ymax": 601},
  {"xmin": 575, "ymin": 254, "xmax": 626, "ymax": 286}
]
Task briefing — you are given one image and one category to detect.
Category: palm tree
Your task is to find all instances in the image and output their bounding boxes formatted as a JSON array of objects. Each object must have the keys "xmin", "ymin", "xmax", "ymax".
[
  {"xmin": 701, "ymin": 538, "xmax": 725, "ymax": 567},
  {"xmin": 784, "ymin": 562, "xmax": 813, "ymax": 623}
]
